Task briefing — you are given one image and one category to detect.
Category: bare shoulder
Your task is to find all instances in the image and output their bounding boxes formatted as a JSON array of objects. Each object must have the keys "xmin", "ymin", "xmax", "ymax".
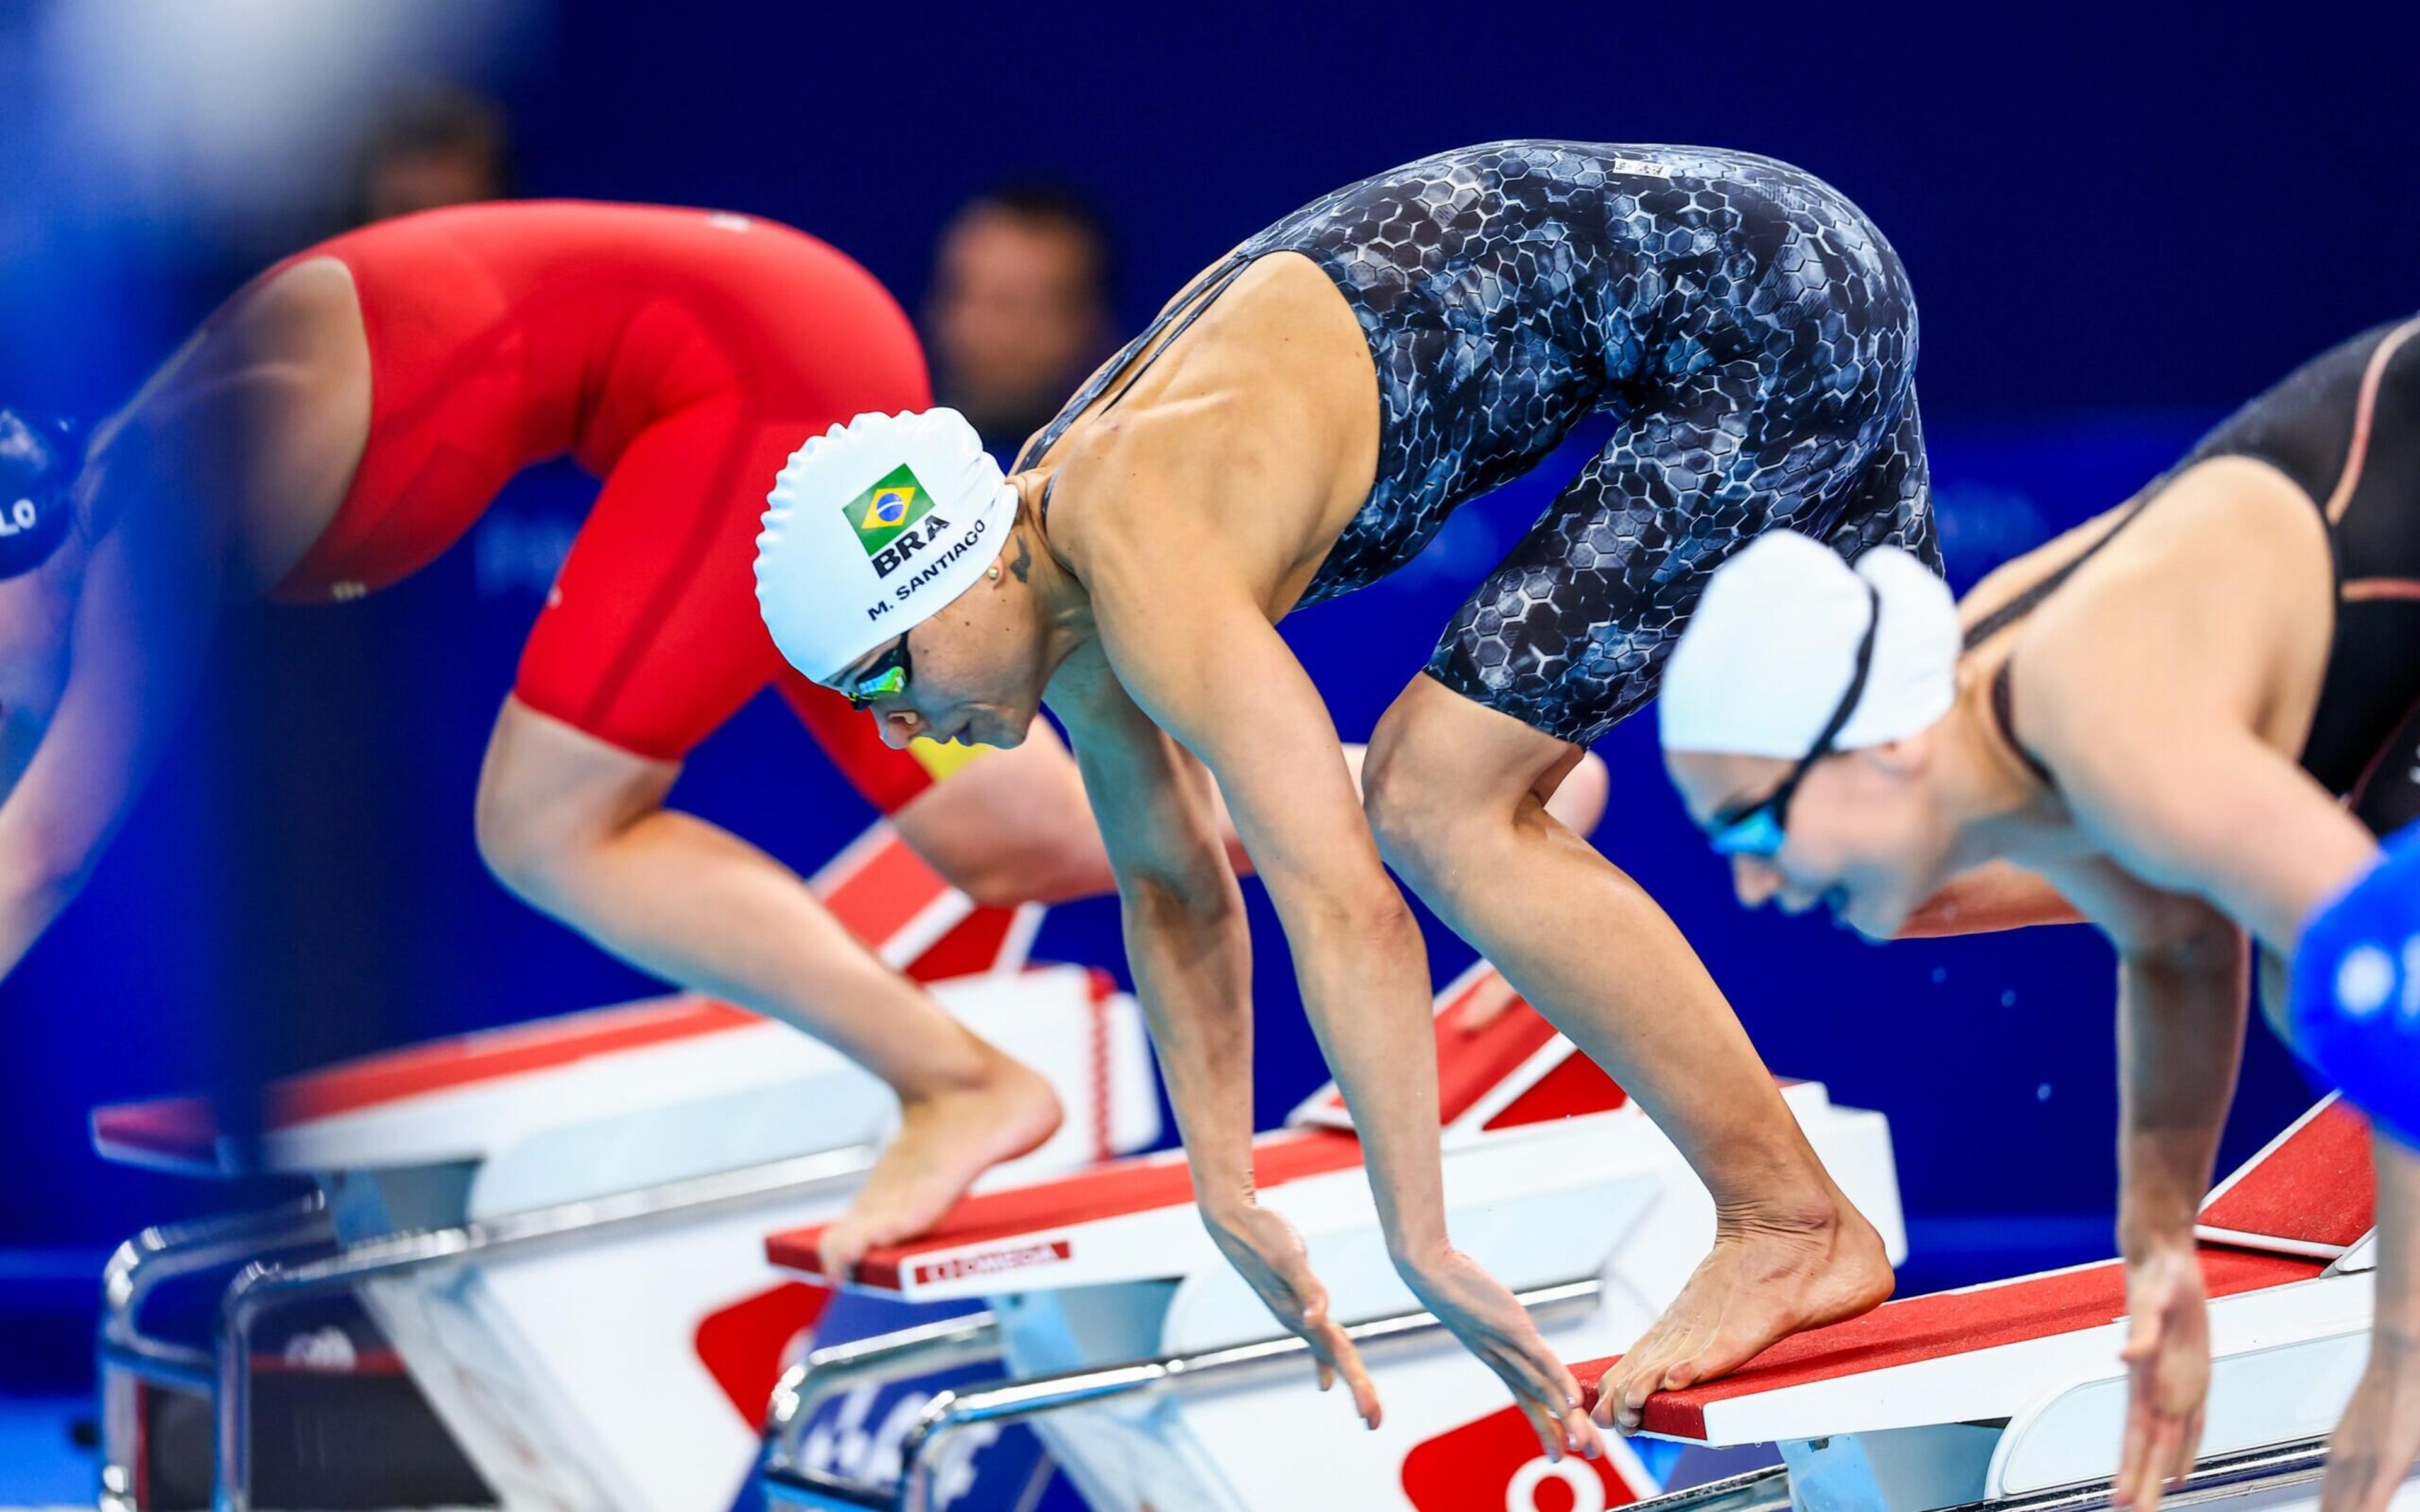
[
  {"xmin": 1961, "ymin": 501, "xmax": 2139, "ymax": 639},
  {"xmin": 1962, "ymin": 457, "xmax": 2323, "ymax": 636},
  {"xmin": 2044, "ymin": 454, "xmax": 2329, "ymax": 646},
  {"xmin": 2016, "ymin": 454, "xmax": 2334, "ymax": 760},
  {"xmin": 1048, "ymin": 253, "xmax": 1373, "ymax": 616}
]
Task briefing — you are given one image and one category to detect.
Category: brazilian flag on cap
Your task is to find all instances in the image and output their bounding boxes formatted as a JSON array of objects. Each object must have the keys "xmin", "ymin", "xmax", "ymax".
[{"xmin": 844, "ymin": 465, "xmax": 936, "ymax": 558}]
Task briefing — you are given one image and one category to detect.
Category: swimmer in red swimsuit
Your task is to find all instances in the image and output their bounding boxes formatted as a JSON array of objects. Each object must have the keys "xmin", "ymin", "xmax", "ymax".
[{"xmin": 0, "ymin": 201, "xmax": 1487, "ymax": 1270}]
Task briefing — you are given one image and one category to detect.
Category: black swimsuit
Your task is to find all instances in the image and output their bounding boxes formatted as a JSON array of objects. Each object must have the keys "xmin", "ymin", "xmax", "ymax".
[
  {"xmin": 1020, "ymin": 140, "xmax": 1935, "ymax": 746},
  {"xmin": 1976, "ymin": 314, "xmax": 2420, "ymax": 833}
]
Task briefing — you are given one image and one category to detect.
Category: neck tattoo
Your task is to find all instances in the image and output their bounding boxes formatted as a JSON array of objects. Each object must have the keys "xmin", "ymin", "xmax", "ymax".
[{"xmin": 1008, "ymin": 533, "xmax": 1034, "ymax": 585}]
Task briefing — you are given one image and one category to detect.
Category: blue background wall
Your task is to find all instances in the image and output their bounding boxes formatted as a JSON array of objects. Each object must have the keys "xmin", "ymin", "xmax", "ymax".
[{"xmin": 3, "ymin": 0, "xmax": 2414, "ymax": 1390}]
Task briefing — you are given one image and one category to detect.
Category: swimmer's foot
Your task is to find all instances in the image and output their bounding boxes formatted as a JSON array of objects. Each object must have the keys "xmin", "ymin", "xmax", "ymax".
[
  {"xmin": 819, "ymin": 1050, "xmax": 1064, "ymax": 1281},
  {"xmin": 1594, "ymin": 1192, "xmax": 1893, "ymax": 1433}
]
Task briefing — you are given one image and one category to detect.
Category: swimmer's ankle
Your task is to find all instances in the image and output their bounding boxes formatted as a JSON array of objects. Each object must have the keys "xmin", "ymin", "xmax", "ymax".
[
  {"xmin": 894, "ymin": 1035, "xmax": 1043, "ymax": 1108},
  {"xmin": 1710, "ymin": 1184, "xmax": 1863, "ymax": 1247}
]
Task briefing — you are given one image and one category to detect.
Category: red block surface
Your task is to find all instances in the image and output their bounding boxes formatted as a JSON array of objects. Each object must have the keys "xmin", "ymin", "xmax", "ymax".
[
  {"xmin": 821, "ymin": 834, "xmax": 955, "ymax": 950},
  {"xmin": 902, "ymin": 904, "xmax": 1020, "ymax": 982},
  {"xmin": 1576, "ymin": 1246, "xmax": 2326, "ymax": 1440},
  {"xmin": 766, "ymin": 1128, "xmax": 1366, "ymax": 1288},
  {"xmin": 2201, "ymin": 1099, "xmax": 2375, "ymax": 1250},
  {"xmin": 1483, "ymin": 1050, "xmax": 1628, "ymax": 1130}
]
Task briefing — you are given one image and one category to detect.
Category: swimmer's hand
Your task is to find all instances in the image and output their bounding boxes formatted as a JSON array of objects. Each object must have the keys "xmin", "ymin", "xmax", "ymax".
[
  {"xmin": 1201, "ymin": 1200, "xmax": 1382, "ymax": 1428},
  {"xmin": 1401, "ymin": 1247, "xmax": 1603, "ymax": 1464},
  {"xmin": 2318, "ymin": 1325, "xmax": 2420, "ymax": 1512},
  {"xmin": 2112, "ymin": 1242, "xmax": 2210, "ymax": 1509}
]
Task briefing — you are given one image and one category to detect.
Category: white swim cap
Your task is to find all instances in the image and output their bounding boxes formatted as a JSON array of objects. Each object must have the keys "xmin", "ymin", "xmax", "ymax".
[
  {"xmin": 1659, "ymin": 532, "xmax": 1960, "ymax": 758},
  {"xmin": 754, "ymin": 409, "xmax": 1016, "ymax": 682}
]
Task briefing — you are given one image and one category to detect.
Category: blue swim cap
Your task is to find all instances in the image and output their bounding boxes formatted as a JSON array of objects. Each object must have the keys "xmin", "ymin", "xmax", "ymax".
[
  {"xmin": 0, "ymin": 410, "xmax": 79, "ymax": 580},
  {"xmin": 2291, "ymin": 821, "xmax": 2420, "ymax": 1148}
]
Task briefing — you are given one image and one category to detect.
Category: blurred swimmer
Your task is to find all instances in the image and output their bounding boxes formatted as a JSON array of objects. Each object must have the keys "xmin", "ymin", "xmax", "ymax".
[
  {"xmin": 756, "ymin": 142, "xmax": 1930, "ymax": 1455},
  {"xmin": 0, "ymin": 202, "xmax": 1555, "ymax": 1274},
  {"xmin": 1661, "ymin": 315, "xmax": 2420, "ymax": 1510}
]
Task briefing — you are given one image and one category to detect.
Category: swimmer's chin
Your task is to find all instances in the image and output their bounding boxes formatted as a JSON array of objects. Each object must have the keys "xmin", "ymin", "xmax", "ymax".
[
  {"xmin": 1832, "ymin": 893, "xmax": 1913, "ymax": 944},
  {"xmin": 960, "ymin": 707, "xmax": 1030, "ymax": 748}
]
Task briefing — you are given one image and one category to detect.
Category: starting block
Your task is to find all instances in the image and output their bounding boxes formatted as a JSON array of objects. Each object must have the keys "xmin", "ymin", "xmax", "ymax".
[
  {"xmin": 1585, "ymin": 1096, "xmax": 2409, "ymax": 1512},
  {"xmin": 91, "ymin": 820, "xmax": 1160, "ymax": 1512},
  {"xmin": 757, "ymin": 959, "xmax": 1909, "ymax": 1512}
]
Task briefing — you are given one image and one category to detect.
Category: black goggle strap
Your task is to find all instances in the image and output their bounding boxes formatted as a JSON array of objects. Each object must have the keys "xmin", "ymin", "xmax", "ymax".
[
  {"xmin": 1707, "ymin": 580, "xmax": 1883, "ymax": 833},
  {"xmin": 1803, "ymin": 581, "xmax": 1884, "ymax": 764}
]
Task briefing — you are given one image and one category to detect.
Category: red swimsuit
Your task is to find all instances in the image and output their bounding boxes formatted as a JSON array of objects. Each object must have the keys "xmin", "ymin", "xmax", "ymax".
[{"xmin": 268, "ymin": 200, "xmax": 945, "ymax": 808}]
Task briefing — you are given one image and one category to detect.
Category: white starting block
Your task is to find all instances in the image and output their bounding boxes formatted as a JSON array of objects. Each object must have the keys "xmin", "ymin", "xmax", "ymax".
[
  {"xmin": 757, "ymin": 959, "xmax": 1908, "ymax": 1512},
  {"xmin": 91, "ymin": 821, "xmax": 1160, "ymax": 1512},
  {"xmin": 1574, "ymin": 1096, "xmax": 2409, "ymax": 1512}
]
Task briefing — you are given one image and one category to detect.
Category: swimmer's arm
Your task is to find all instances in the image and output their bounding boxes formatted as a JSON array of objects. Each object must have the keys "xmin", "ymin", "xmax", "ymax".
[
  {"xmin": 2014, "ymin": 565, "xmax": 2378, "ymax": 953},
  {"xmin": 2060, "ymin": 860, "xmax": 2249, "ymax": 1254},
  {"xmin": 1086, "ymin": 576, "xmax": 1451, "ymax": 1266},
  {"xmin": 1046, "ymin": 650, "xmax": 1261, "ymax": 1206},
  {"xmin": 2034, "ymin": 677, "xmax": 2341, "ymax": 1232},
  {"xmin": 2036, "ymin": 696, "xmax": 2378, "ymax": 955},
  {"xmin": 0, "ymin": 522, "xmax": 217, "ymax": 976},
  {"xmin": 2056, "ymin": 858, "xmax": 2248, "ymax": 1496}
]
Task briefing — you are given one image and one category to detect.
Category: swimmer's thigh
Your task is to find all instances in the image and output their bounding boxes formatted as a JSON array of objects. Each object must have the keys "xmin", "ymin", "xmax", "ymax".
[
  {"xmin": 1425, "ymin": 353, "xmax": 1912, "ymax": 745},
  {"xmin": 1820, "ymin": 391, "xmax": 1940, "ymax": 571},
  {"xmin": 514, "ymin": 404, "xmax": 795, "ymax": 762}
]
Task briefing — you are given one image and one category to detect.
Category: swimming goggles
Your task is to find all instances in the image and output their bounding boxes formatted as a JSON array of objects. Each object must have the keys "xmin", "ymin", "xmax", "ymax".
[{"xmin": 840, "ymin": 638, "xmax": 913, "ymax": 712}]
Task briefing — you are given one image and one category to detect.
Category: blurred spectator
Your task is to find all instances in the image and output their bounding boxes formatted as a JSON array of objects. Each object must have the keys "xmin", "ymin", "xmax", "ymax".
[
  {"xmin": 352, "ymin": 86, "xmax": 516, "ymax": 226},
  {"xmin": 925, "ymin": 181, "xmax": 1116, "ymax": 457}
]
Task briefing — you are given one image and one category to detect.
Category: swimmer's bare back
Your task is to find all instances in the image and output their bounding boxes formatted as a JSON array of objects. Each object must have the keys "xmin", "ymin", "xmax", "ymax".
[
  {"xmin": 1027, "ymin": 252, "xmax": 1378, "ymax": 619},
  {"xmin": 95, "ymin": 256, "xmax": 371, "ymax": 595}
]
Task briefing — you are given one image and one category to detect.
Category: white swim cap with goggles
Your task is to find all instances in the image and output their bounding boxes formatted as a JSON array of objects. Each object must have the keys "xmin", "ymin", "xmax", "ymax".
[
  {"xmin": 754, "ymin": 408, "xmax": 1014, "ymax": 684},
  {"xmin": 1659, "ymin": 532, "xmax": 1961, "ymax": 760}
]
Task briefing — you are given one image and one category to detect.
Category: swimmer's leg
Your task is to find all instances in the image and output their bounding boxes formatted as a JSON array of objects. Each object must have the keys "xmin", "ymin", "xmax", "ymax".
[
  {"xmin": 496, "ymin": 406, "xmax": 1058, "ymax": 1273},
  {"xmin": 1364, "ymin": 678, "xmax": 1893, "ymax": 1433},
  {"xmin": 1402, "ymin": 339, "xmax": 1915, "ymax": 1427},
  {"xmin": 474, "ymin": 697, "xmax": 1061, "ymax": 1273},
  {"xmin": 1817, "ymin": 389, "xmax": 1939, "ymax": 573}
]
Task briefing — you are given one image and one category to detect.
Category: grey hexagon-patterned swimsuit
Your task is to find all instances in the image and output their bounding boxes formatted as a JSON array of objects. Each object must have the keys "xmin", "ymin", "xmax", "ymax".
[{"xmin": 1019, "ymin": 140, "xmax": 1937, "ymax": 745}]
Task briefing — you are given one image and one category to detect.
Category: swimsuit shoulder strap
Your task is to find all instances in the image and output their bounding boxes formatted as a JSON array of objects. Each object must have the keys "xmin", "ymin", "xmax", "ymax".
[
  {"xmin": 1965, "ymin": 490, "xmax": 2169, "ymax": 794},
  {"xmin": 1961, "ymin": 492, "xmax": 2157, "ymax": 651},
  {"xmin": 1989, "ymin": 656, "xmax": 2061, "ymax": 791},
  {"xmin": 1017, "ymin": 248, "xmax": 1262, "ymax": 478}
]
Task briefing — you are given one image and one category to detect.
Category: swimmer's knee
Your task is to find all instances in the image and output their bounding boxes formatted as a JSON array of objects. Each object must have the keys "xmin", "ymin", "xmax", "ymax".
[
  {"xmin": 476, "ymin": 699, "xmax": 681, "ymax": 905},
  {"xmin": 472, "ymin": 777, "xmax": 562, "ymax": 906},
  {"xmin": 472, "ymin": 754, "xmax": 598, "ymax": 908},
  {"xmin": 1361, "ymin": 723, "xmax": 1459, "ymax": 878}
]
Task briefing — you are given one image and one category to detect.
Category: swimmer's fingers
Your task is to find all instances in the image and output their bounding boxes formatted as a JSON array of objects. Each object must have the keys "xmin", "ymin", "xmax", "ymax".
[
  {"xmin": 1406, "ymin": 1247, "xmax": 1599, "ymax": 1462},
  {"xmin": 2114, "ymin": 1251, "xmax": 2211, "ymax": 1508},
  {"xmin": 1204, "ymin": 1201, "xmax": 1383, "ymax": 1429},
  {"xmin": 1477, "ymin": 1335, "xmax": 1601, "ymax": 1463},
  {"xmin": 1302, "ymin": 1302, "xmax": 1383, "ymax": 1429}
]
